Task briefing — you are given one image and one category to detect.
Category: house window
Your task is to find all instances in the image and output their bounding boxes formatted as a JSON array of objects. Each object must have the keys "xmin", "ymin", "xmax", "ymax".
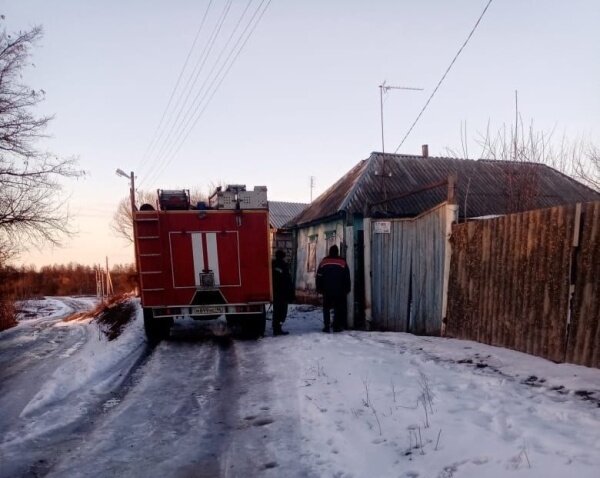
[
  {"xmin": 325, "ymin": 231, "xmax": 336, "ymax": 253},
  {"xmin": 307, "ymin": 235, "xmax": 317, "ymax": 272}
]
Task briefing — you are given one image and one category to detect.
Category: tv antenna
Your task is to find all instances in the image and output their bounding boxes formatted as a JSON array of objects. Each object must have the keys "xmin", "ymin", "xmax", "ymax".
[
  {"xmin": 379, "ymin": 81, "xmax": 423, "ymax": 158},
  {"xmin": 378, "ymin": 81, "xmax": 423, "ymax": 211}
]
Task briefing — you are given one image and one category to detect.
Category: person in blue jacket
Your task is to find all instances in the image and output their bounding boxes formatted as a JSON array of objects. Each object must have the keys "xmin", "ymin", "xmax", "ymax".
[{"xmin": 316, "ymin": 245, "xmax": 351, "ymax": 333}]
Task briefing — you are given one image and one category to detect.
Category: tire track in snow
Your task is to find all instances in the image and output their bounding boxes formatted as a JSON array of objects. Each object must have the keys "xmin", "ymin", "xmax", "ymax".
[{"xmin": 46, "ymin": 336, "xmax": 238, "ymax": 477}]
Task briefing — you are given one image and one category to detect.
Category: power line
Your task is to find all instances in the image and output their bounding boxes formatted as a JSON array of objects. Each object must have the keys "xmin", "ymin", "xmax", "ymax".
[
  {"xmin": 143, "ymin": 0, "xmax": 258, "ymax": 187},
  {"xmin": 145, "ymin": 0, "xmax": 272, "ymax": 187},
  {"xmin": 393, "ymin": 0, "xmax": 494, "ymax": 153},
  {"xmin": 152, "ymin": 0, "xmax": 272, "ymax": 184},
  {"xmin": 139, "ymin": 0, "xmax": 235, "ymax": 186},
  {"xmin": 136, "ymin": 0, "xmax": 214, "ymax": 174}
]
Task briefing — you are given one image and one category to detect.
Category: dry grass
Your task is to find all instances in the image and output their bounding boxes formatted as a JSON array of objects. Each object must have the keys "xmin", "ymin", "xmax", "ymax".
[
  {"xmin": 0, "ymin": 300, "xmax": 17, "ymax": 331},
  {"xmin": 63, "ymin": 294, "xmax": 137, "ymax": 341}
]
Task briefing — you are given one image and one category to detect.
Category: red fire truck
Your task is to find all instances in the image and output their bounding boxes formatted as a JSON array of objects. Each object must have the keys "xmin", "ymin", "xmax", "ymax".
[{"xmin": 133, "ymin": 185, "xmax": 271, "ymax": 340}]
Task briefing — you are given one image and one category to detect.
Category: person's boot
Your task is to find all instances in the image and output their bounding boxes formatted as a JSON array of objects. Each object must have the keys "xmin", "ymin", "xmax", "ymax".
[
  {"xmin": 322, "ymin": 324, "xmax": 330, "ymax": 333},
  {"xmin": 273, "ymin": 322, "xmax": 289, "ymax": 336}
]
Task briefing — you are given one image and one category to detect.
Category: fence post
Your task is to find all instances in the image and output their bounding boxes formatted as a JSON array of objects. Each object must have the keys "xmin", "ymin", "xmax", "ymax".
[
  {"xmin": 363, "ymin": 218, "xmax": 372, "ymax": 329},
  {"xmin": 441, "ymin": 203, "xmax": 459, "ymax": 336},
  {"xmin": 564, "ymin": 202, "xmax": 583, "ymax": 361},
  {"xmin": 441, "ymin": 174, "xmax": 459, "ymax": 336}
]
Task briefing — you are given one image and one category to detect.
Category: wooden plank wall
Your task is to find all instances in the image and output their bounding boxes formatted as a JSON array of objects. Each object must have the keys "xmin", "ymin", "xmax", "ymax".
[
  {"xmin": 411, "ymin": 205, "xmax": 447, "ymax": 335},
  {"xmin": 371, "ymin": 203, "xmax": 448, "ymax": 334},
  {"xmin": 446, "ymin": 202, "xmax": 600, "ymax": 367},
  {"xmin": 371, "ymin": 219, "xmax": 413, "ymax": 331}
]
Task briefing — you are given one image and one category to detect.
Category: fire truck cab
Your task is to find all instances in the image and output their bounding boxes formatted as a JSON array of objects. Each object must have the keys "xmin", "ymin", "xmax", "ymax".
[{"xmin": 133, "ymin": 185, "xmax": 271, "ymax": 340}]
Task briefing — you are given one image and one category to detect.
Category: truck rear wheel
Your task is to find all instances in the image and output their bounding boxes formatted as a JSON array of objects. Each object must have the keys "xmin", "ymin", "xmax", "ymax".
[
  {"xmin": 246, "ymin": 311, "xmax": 266, "ymax": 339},
  {"xmin": 226, "ymin": 312, "xmax": 265, "ymax": 339},
  {"xmin": 143, "ymin": 308, "xmax": 171, "ymax": 343}
]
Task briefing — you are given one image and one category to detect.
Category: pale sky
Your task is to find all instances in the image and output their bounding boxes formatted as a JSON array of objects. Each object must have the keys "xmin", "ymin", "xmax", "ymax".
[{"xmin": 4, "ymin": 0, "xmax": 599, "ymax": 267}]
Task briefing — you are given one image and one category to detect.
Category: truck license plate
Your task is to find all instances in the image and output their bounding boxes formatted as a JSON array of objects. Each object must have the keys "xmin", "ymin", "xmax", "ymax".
[{"xmin": 193, "ymin": 306, "xmax": 224, "ymax": 315}]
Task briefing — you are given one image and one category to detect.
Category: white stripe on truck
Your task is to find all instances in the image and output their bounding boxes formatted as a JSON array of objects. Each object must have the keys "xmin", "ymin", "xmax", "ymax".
[
  {"xmin": 206, "ymin": 233, "xmax": 220, "ymax": 286},
  {"xmin": 191, "ymin": 233, "xmax": 204, "ymax": 286}
]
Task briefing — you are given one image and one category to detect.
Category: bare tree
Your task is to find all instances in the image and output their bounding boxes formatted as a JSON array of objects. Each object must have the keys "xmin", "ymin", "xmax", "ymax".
[
  {"xmin": 111, "ymin": 188, "xmax": 207, "ymax": 244},
  {"xmin": 0, "ymin": 21, "xmax": 82, "ymax": 255},
  {"xmin": 447, "ymin": 117, "xmax": 599, "ymax": 214},
  {"xmin": 572, "ymin": 144, "xmax": 600, "ymax": 191},
  {"xmin": 111, "ymin": 190, "xmax": 156, "ymax": 244}
]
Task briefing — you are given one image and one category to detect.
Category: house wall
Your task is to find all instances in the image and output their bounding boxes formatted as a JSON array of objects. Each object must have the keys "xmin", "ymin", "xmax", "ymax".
[
  {"xmin": 271, "ymin": 229, "xmax": 295, "ymax": 266},
  {"xmin": 294, "ymin": 219, "xmax": 353, "ymax": 311}
]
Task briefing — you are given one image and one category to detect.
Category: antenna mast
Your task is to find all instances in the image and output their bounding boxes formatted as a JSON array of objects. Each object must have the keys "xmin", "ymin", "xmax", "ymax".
[
  {"xmin": 378, "ymin": 81, "xmax": 423, "ymax": 208},
  {"xmin": 379, "ymin": 81, "xmax": 423, "ymax": 158}
]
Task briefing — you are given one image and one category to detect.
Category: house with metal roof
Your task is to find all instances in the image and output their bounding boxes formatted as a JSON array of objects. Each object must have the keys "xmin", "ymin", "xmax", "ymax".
[
  {"xmin": 268, "ymin": 201, "xmax": 308, "ymax": 269},
  {"xmin": 289, "ymin": 150, "xmax": 600, "ymax": 332}
]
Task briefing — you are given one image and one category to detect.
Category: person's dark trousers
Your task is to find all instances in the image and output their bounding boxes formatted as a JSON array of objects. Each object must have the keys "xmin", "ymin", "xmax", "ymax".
[
  {"xmin": 332, "ymin": 295, "xmax": 347, "ymax": 331},
  {"xmin": 322, "ymin": 296, "xmax": 332, "ymax": 331},
  {"xmin": 323, "ymin": 295, "xmax": 347, "ymax": 331},
  {"xmin": 273, "ymin": 301, "xmax": 288, "ymax": 333}
]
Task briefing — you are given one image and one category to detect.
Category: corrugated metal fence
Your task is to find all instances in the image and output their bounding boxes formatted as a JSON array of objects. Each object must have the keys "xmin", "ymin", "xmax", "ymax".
[
  {"xmin": 371, "ymin": 203, "xmax": 454, "ymax": 334},
  {"xmin": 446, "ymin": 201, "xmax": 600, "ymax": 367}
]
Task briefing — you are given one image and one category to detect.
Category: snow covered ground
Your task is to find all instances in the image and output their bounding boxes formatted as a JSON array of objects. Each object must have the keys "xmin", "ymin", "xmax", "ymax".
[
  {"xmin": 1, "ymin": 301, "xmax": 599, "ymax": 477},
  {"xmin": 267, "ymin": 307, "xmax": 600, "ymax": 477}
]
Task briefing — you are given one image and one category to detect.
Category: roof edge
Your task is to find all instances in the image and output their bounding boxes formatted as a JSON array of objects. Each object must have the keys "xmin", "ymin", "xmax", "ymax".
[
  {"xmin": 339, "ymin": 154, "xmax": 376, "ymax": 212},
  {"xmin": 288, "ymin": 211, "xmax": 345, "ymax": 229}
]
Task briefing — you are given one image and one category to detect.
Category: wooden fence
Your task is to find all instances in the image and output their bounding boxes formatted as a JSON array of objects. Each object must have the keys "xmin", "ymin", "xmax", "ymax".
[
  {"xmin": 369, "ymin": 203, "xmax": 457, "ymax": 334},
  {"xmin": 446, "ymin": 201, "xmax": 600, "ymax": 367}
]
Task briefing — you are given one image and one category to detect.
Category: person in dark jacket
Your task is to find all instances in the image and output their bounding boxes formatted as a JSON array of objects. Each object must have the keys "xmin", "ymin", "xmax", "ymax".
[
  {"xmin": 316, "ymin": 244, "xmax": 351, "ymax": 333},
  {"xmin": 271, "ymin": 249, "xmax": 294, "ymax": 336}
]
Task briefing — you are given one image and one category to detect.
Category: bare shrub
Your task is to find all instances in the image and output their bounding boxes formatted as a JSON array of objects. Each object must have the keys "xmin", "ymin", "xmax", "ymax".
[
  {"xmin": 417, "ymin": 370, "xmax": 435, "ymax": 428},
  {"xmin": 0, "ymin": 299, "xmax": 16, "ymax": 331}
]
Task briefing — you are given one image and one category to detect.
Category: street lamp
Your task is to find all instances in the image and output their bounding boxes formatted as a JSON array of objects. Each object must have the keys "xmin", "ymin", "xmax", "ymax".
[{"xmin": 115, "ymin": 169, "xmax": 136, "ymax": 215}]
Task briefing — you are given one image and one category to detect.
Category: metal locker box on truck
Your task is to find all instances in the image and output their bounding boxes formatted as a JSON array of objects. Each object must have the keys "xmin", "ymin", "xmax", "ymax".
[{"xmin": 134, "ymin": 185, "xmax": 271, "ymax": 340}]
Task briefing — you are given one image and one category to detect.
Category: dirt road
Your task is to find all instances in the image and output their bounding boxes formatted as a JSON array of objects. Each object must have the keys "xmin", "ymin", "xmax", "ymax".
[{"xmin": 0, "ymin": 303, "xmax": 311, "ymax": 478}]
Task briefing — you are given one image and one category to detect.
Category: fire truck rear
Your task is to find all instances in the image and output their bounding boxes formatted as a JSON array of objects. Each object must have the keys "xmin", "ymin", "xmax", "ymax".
[{"xmin": 133, "ymin": 185, "xmax": 271, "ymax": 340}]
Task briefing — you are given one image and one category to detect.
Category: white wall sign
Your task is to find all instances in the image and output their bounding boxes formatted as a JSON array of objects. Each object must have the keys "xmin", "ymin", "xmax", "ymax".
[{"xmin": 373, "ymin": 221, "xmax": 391, "ymax": 234}]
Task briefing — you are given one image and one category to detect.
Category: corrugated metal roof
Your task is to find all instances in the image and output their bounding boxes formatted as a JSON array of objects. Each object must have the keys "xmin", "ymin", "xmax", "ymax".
[
  {"xmin": 268, "ymin": 201, "xmax": 309, "ymax": 229},
  {"xmin": 292, "ymin": 153, "xmax": 600, "ymax": 225},
  {"xmin": 290, "ymin": 159, "xmax": 371, "ymax": 225}
]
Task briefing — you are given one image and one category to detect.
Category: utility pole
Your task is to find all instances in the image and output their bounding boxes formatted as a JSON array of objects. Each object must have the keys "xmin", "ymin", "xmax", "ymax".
[
  {"xmin": 99, "ymin": 264, "xmax": 105, "ymax": 300},
  {"xmin": 95, "ymin": 266, "xmax": 101, "ymax": 299},
  {"xmin": 116, "ymin": 169, "xmax": 140, "ymax": 291},
  {"xmin": 514, "ymin": 90, "xmax": 519, "ymax": 161},
  {"xmin": 105, "ymin": 256, "xmax": 114, "ymax": 297},
  {"xmin": 378, "ymin": 81, "xmax": 423, "ymax": 207},
  {"xmin": 129, "ymin": 171, "xmax": 136, "ymax": 218}
]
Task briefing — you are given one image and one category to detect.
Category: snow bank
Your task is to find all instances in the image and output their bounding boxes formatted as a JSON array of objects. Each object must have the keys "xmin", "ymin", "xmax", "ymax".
[{"xmin": 5, "ymin": 300, "xmax": 146, "ymax": 445}]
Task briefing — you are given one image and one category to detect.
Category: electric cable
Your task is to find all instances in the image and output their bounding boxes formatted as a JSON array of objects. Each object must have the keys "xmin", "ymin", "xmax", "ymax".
[
  {"xmin": 143, "ymin": 0, "xmax": 257, "ymax": 187},
  {"xmin": 139, "ymin": 0, "xmax": 235, "ymax": 186},
  {"xmin": 144, "ymin": 0, "xmax": 271, "ymax": 188},
  {"xmin": 135, "ymin": 0, "xmax": 214, "ymax": 176},
  {"xmin": 393, "ymin": 0, "xmax": 493, "ymax": 153}
]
